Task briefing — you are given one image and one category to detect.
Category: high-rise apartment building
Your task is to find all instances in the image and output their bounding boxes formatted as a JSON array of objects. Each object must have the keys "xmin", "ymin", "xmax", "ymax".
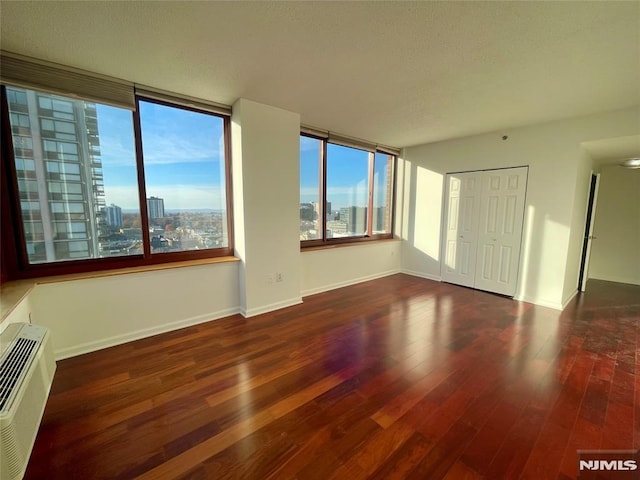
[
  {"xmin": 147, "ymin": 196, "xmax": 165, "ymax": 220},
  {"xmin": 103, "ymin": 204, "xmax": 123, "ymax": 228},
  {"xmin": 300, "ymin": 203, "xmax": 315, "ymax": 222},
  {"xmin": 339, "ymin": 206, "xmax": 367, "ymax": 235},
  {"xmin": 310, "ymin": 201, "xmax": 332, "ymax": 221},
  {"xmin": 7, "ymin": 87, "xmax": 106, "ymax": 263},
  {"xmin": 373, "ymin": 206, "xmax": 387, "ymax": 234}
]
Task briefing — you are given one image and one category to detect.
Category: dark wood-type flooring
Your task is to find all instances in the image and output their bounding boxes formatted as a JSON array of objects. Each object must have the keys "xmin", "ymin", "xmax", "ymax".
[{"xmin": 26, "ymin": 275, "xmax": 639, "ymax": 479}]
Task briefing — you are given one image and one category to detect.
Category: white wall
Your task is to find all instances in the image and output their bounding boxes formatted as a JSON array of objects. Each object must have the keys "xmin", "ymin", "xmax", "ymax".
[
  {"xmin": 301, "ymin": 240, "xmax": 401, "ymax": 296},
  {"xmin": 231, "ymin": 99, "xmax": 302, "ymax": 316},
  {"xmin": 0, "ymin": 294, "xmax": 32, "ymax": 333},
  {"xmin": 588, "ymin": 165, "xmax": 640, "ymax": 285},
  {"xmin": 29, "ymin": 262, "xmax": 240, "ymax": 359},
  {"xmin": 399, "ymin": 107, "xmax": 639, "ymax": 309}
]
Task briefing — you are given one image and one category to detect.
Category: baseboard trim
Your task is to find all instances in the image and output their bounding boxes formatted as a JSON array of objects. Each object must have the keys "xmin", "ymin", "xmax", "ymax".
[
  {"xmin": 514, "ymin": 295, "xmax": 563, "ymax": 311},
  {"xmin": 241, "ymin": 297, "xmax": 303, "ymax": 318},
  {"xmin": 301, "ymin": 269, "xmax": 401, "ymax": 297},
  {"xmin": 400, "ymin": 269, "xmax": 442, "ymax": 282},
  {"xmin": 562, "ymin": 289, "xmax": 579, "ymax": 310},
  {"xmin": 54, "ymin": 306, "xmax": 241, "ymax": 360}
]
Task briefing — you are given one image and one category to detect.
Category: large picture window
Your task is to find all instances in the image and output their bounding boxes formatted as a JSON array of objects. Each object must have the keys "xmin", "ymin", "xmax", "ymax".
[
  {"xmin": 2, "ymin": 85, "xmax": 232, "ymax": 279},
  {"xmin": 299, "ymin": 133, "xmax": 395, "ymax": 246},
  {"xmin": 138, "ymin": 99, "xmax": 230, "ymax": 254}
]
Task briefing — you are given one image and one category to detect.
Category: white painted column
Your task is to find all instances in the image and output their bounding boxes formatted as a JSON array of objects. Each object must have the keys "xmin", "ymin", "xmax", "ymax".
[{"xmin": 231, "ymin": 99, "xmax": 302, "ymax": 316}]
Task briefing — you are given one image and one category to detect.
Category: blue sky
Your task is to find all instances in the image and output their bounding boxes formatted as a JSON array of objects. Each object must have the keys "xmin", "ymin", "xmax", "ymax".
[
  {"xmin": 97, "ymin": 101, "xmax": 226, "ymax": 211},
  {"xmin": 300, "ymin": 137, "xmax": 389, "ymax": 211},
  {"xmin": 98, "ymin": 103, "xmax": 387, "ymax": 212}
]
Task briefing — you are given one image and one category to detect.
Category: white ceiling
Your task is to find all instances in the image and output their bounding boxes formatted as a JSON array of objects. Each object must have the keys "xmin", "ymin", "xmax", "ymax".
[
  {"xmin": 1, "ymin": 1, "xmax": 639, "ymax": 148},
  {"xmin": 583, "ymin": 134, "xmax": 640, "ymax": 167}
]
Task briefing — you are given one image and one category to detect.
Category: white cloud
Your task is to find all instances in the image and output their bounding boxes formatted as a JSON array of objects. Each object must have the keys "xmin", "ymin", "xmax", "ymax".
[
  {"xmin": 98, "ymin": 135, "xmax": 137, "ymax": 167},
  {"xmin": 141, "ymin": 133, "xmax": 223, "ymax": 165}
]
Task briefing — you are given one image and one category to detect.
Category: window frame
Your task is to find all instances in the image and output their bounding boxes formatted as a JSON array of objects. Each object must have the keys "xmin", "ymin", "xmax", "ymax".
[
  {"xmin": 300, "ymin": 133, "xmax": 396, "ymax": 249},
  {"xmin": 1, "ymin": 85, "xmax": 234, "ymax": 281}
]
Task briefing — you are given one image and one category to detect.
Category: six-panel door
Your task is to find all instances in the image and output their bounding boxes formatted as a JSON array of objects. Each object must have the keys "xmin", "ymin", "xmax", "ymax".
[
  {"xmin": 442, "ymin": 172, "xmax": 481, "ymax": 288},
  {"xmin": 441, "ymin": 167, "xmax": 528, "ymax": 297}
]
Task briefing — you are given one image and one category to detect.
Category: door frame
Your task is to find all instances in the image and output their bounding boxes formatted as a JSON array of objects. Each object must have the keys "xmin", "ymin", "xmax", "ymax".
[{"xmin": 578, "ymin": 172, "xmax": 600, "ymax": 292}]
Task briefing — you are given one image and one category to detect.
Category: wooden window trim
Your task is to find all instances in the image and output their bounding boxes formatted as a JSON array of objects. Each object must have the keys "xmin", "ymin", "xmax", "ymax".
[
  {"xmin": 366, "ymin": 151, "xmax": 375, "ymax": 237},
  {"xmin": 300, "ymin": 133, "xmax": 396, "ymax": 250},
  {"xmin": 1, "ymin": 87, "xmax": 235, "ymax": 281}
]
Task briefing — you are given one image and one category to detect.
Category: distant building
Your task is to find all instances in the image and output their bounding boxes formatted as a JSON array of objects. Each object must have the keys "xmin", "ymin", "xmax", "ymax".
[
  {"xmin": 326, "ymin": 220, "xmax": 347, "ymax": 236},
  {"xmin": 310, "ymin": 201, "xmax": 332, "ymax": 221},
  {"xmin": 150, "ymin": 235, "xmax": 169, "ymax": 249},
  {"xmin": 373, "ymin": 206, "xmax": 388, "ymax": 233},
  {"xmin": 122, "ymin": 228, "xmax": 142, "ymax": 240},
  {"xmin": 300, "ymin": 203, "xmax": 315, "ymax": 221},
  {"xmin": 147, "ymin": 196, "xmax": 165, "ymax": 219},
  {"xmin": 339, "ymin": 206, "xmax": 367, "ymax": 234},
  {"xmin": 103, "ymin": 204, "xmax": 123, "ymax": 228}
]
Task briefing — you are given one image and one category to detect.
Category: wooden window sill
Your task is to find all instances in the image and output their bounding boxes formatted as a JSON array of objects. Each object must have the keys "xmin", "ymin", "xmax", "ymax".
[{"xmin": 301, "ymin": 237, "xmax": 399, "ymax": 252}]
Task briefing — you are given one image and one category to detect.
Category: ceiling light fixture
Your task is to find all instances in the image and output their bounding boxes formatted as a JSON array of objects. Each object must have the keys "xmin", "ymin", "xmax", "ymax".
[{"xmin": 619, "ymin": 157, "xmax": 640, "ymax": 169}]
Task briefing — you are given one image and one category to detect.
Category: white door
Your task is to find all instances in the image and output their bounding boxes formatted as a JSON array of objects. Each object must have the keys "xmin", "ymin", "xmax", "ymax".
[
  {"xmin": 441, "ymin": 172, "xmax": 481, "ymax": 288},
  {"xmin": 474, "ymin": 167, "xmax": 528, "ymax": 296},
  {"xmin": 441, "ymin": 167, "xmax": 528, "ymax": 297}
]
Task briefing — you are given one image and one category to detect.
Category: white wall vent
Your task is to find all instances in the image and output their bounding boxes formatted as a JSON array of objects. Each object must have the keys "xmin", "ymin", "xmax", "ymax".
[{"xmin": 0, "ymin": 323, "xmax": 56, "ymax": 480}]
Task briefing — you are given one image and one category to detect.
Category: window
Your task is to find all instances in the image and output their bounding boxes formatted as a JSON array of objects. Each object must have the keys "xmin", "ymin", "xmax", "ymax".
[
  {"xmin": 299, "ymin": 133, "xmax": 396, "ymax": 246},
  {"xmin": 299, "ymin": 136, "xmax": 322, "ymax": 241},
  {"xmin": 372, "ymin": 152, "xmax": 394, "ymax": 234},
  {"xmin": 2, "ymin": 84, "xmax": 232, "ymax": 279},
  {"xmin": 326, "ymin": 144, "xmax": 370, "ymax": 237},
  {"xmin": 137, "ymin": 99, "xmax": 230, "ymax": 254}
]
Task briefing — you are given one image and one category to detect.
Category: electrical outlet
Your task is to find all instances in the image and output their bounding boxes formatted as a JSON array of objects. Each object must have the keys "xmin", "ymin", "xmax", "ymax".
[{"xmin": 275, "ymin": 272, "xmax": 283, "ymax": 283}]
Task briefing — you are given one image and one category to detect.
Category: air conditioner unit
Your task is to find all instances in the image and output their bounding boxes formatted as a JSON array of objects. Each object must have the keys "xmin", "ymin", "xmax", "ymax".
[{"xmin": 1, "ymin": 323, "xmax": 56, "ymax": 480}]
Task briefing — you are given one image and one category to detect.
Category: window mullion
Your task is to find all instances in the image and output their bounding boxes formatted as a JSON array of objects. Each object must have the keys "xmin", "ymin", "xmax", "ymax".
[
  {"xmin": 367, "ymin": 151, "xmax": 374, "ymax": 237},
  {"xmin": 388, "ymin": 154, "xmax": 396, "ymax": 235},
  {"xmin": 132, "ymin": 98, "xmax": 151, "ymax": 259},
  {"xmin": 321, "ymin": 139, "xmax": 328, "ymax": 242}
]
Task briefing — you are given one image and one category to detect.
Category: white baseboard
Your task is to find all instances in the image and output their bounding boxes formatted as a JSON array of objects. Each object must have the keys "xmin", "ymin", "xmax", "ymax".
[
  {"xmin": 400, "ymin": 269, "xmax": 442, "ymax": 282},
  {"xmin": 562, "ymin": 289, "xmax": 579, "ymax": 309},
  {"xmin": 513, "ymin": 295, "xmax": 563, "ymax": 311},
  {"xmin": 241, "ymin": 297, "xmax": 303, "ymax": 318},
  {"xmin": 301, "ymin": 269, "xmax": 400, "ymax": 297},
  {"xmin": 54, "ymin": 306, "xmax": 241, "ymax": 360}
]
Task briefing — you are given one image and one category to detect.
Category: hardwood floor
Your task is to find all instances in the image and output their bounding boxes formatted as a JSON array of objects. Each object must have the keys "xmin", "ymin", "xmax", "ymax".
[{"xmin": 25, "ymin": 275, "xmax": 639, "ymax": 479}]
